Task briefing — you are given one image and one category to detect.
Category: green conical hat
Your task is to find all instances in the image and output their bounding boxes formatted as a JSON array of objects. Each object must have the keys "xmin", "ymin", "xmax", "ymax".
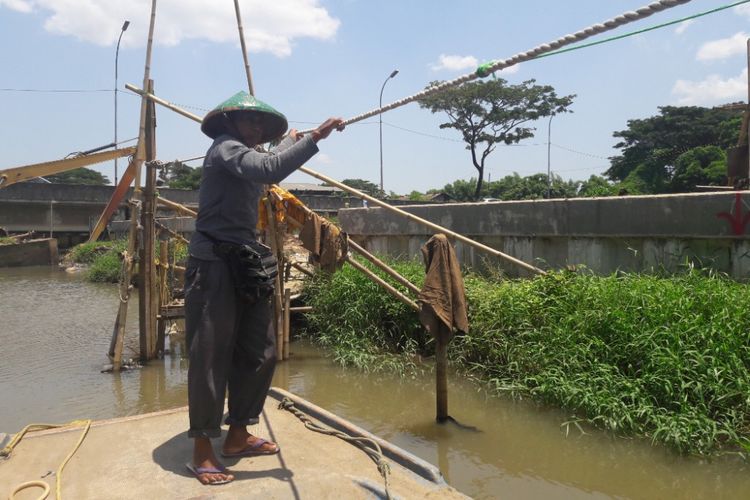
[{"xmin": 201, "ymin": 91, "xmax": 288, "ymax": 142}]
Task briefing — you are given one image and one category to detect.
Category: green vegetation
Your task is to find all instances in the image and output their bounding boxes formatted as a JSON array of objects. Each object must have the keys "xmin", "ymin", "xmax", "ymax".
[
  {"xmin": 304, "ymin": 259, "xmax": 750, "ymax": 456},
  {"xmin": 46, "ymin": 167, "xmax": 109, "ymax": 185},
  {"xmin": 66, "ymin": 239, "xmax": 127, "ymax": 283},
  {"xmin": 0, "ymin": 236, "xmax": 15, "ymax": 245}
]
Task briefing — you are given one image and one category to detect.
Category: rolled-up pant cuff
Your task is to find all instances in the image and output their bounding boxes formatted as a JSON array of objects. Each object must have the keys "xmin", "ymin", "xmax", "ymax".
[
  {"xmin": 188, "ymin": 428, "xmax": 222, "ymax": 439},
  {"xmin": 224, "ymin": 416, "xmax": 259, "ymax": 427}
]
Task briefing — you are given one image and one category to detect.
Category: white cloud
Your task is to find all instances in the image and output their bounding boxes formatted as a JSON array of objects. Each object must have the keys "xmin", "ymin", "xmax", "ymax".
[
  {"xmin": 696, "ymin": 32, "xmax": 748, "ymax": 62},
  {"xmin": 431, "ymin": 54, "xmax": 478, "ymax": 72},
  {"xmin": 672, "ymin": 68, "xmax": 748, "ymax": 105},
  {"xmin": 0, "ymin": 0, "xmax": 339, "ymax": 57},
  {"xmin": 0, "ymin": 0, "xmax": 32, "ymax": 12},
  {"xmin": 430, "ymin": 54, "xmax": 520, "ymax": 76},
  {"xmin": 674, "ymin": 19, "xmax": 693, "ymax": 35}
]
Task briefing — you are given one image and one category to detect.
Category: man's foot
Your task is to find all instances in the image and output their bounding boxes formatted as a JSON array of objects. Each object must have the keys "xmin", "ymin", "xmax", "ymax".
[
  {"xmin": 186, "ymin": 462, "xmax": 234, "ymax": 485},
  {"xmin": 192, "ymin": 437, "xmax": 234, "ymax": 485},
  {"xmin": 222, "ymin": 426, "xmax": 280, "ymax": 457}
]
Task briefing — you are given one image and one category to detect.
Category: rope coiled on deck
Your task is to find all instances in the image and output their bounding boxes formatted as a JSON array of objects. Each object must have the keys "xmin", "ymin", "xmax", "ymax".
[{"xmin": 278, "ymin": 397, "xmax": 392, "ymax": 500}]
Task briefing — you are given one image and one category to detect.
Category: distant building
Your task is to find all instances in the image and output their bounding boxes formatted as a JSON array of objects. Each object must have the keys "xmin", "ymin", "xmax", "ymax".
[{"xmin": 428, "ymin": 192, "xmax": 453, "ymax": 203}]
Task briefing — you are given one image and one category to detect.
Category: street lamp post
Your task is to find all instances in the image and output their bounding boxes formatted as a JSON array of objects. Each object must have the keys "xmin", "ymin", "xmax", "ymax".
[
  {"xmin": 547, "ymin": 114, "xmax": 554, "ymax": 199},
  {"xmin": 114, "ymin": 20, "xmax": 130, "ymax": 186},
  {"xmin": 379, "ymin": 69, "xmax": 399, "ymax": 193}
]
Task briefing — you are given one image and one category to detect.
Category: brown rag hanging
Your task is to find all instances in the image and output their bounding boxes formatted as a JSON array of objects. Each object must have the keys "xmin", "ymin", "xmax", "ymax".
[
  {"xmin": 299, "ymin": 211, "xmax": 348, "ymax": 273},
  {"xmin": 418, "ymin": 234, "xmax": 469, "ymax": 342}
]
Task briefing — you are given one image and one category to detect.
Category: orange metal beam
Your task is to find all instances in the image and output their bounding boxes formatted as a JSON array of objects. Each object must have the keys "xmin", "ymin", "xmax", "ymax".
[{"xmin": 0, "ymin": 147, "xmax": 136, "ymax": 188}]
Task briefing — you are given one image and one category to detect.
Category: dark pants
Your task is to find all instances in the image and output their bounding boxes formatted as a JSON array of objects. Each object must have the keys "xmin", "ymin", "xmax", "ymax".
[{"xmin": 185, "ymin": 257, "xmax": 276, "ymax": 439}]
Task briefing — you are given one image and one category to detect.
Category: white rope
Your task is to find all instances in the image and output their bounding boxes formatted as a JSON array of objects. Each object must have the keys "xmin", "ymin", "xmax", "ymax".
[{"xmin": 299, "ymin": 0, "xmax": 692, "ymax": 134}]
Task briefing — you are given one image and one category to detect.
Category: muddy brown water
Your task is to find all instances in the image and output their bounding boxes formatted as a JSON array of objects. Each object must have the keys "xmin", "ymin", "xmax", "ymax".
[{"xmin": 1, "ymin": 266, "xmax": 749, "ymax": 499}]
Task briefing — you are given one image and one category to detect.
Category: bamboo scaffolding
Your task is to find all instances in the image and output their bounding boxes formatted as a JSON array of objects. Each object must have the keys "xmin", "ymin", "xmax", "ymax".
[
  {"xmin": 109, "ymin": 0, "xmax": 159, "ymax": 372},
  {"xmin": 156, "ymin": 240, "xmax": 169, "ymax": 355},
  {"xmin": 122, "ymin": 84, "xmax": 544, "ymax": 276},
  {"xmin": 233, "ymin": 0, "xmax": 255, "ymax": 96}
]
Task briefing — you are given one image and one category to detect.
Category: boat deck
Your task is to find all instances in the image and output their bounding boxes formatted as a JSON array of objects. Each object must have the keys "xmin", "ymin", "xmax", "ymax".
[{"xmin": 0, "ymin": 388, "xmax": 466, "ymax": 499}]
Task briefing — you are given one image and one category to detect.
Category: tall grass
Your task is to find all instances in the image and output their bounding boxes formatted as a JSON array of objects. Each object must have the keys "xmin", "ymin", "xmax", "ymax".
[{"xmin": 304, "ymin": 259, "xmax": 750, "ymax": 455}]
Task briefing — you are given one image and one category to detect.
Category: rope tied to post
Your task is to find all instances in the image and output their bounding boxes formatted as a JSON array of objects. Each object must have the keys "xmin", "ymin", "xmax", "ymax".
[{"xmin": 278, "ymin": 397, "xmax": 392, "ymax": 500}]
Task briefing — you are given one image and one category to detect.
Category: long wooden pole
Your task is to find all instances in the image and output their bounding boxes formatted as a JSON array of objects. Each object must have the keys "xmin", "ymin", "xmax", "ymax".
[
  {"xmin": 264, "ymin": 198, "xmax": 285, "ymax": 361},
  {"xmin": 436, "ymin": 329, "xmax": 449, "ymax": 422},
  {"xmin": 156, "ymin": 196, "xmax": 197, "ymax": 217},
  {"xmin": 133, "ymin": 0, "xmax": 158, "ymax": 192},
  {"xmin": 283, "ymin": 288, "xmax": 291, "ymax": 360},
  {"xmin": 233, "ymin": 0, "xmax": 255, "ymax": 95},
  {"xmin": 139, "ymin": 80, "xmax": 158, "ymax": 361}
]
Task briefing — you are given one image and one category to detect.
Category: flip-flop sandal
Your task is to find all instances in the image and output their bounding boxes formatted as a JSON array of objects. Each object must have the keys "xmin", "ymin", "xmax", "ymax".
[
  {"xmin": 221, "ymin": 438, "xmax": 280, "ymax": 457},
  {"xmin": 186, "ymin": 462, "xmax": 233, "ymax": 485}
]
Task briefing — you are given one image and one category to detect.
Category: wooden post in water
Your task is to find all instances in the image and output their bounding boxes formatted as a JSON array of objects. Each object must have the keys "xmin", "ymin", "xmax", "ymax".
[
  {"xmin": 435, "ymin": 329, "xmax": 449, "ymax": 422},
  {"xmin": 139, "ymin": 79, "xmax": 158, "ymax": 361},
  {"xmin": 283, "ymin": 288, "xmax": 291, "ymax": 360}
]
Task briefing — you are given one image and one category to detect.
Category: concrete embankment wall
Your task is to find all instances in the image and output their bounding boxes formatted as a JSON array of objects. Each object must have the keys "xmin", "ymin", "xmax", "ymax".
[
  {"xmin": 338, "ymin": 191, "xmax": 750, "ymax": 279},
  {"xmin": 0, "ymin": 238, "xmax": 58, "ymax": 267}
]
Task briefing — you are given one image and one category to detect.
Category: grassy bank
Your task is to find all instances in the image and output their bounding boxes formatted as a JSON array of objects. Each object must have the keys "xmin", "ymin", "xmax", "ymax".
[
  {"xmin": 303, "ymin": 260, "xmax": 750, "ymax": 456},
  {"xmin": 65, "ymin": 239, "xmax": 188, "ymax": 283}
]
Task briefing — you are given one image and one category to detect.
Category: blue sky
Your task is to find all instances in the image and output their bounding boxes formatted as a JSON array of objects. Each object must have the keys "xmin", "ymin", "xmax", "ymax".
[{"xmin": 1, "ymin": 0, "xmax": 749, "ymax": 194}]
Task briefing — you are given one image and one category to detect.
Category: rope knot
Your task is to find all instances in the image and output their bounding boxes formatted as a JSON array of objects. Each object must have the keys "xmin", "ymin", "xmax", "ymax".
[{"xmin": 475, "ymin": 61, "xmax": 495, "ymax": 78}]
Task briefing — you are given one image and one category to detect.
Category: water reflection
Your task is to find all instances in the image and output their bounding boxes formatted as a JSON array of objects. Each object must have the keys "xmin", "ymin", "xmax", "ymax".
[{"xmin": 1, "ymin": 267, "xmax": 749, "ymax": 499}]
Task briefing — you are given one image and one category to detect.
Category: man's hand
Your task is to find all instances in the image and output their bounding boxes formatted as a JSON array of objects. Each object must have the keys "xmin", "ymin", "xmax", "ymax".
[
  {"xmin": 288, "ymin": 129, "xmax": 302, "ymax": 142},
  {"xmin": 311, "ymin": 118, "xmax": 345, "ymax": 143}
]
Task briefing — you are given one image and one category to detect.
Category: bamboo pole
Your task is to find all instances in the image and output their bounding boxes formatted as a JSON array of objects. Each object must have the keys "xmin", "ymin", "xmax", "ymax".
[
  {"xmin": 283, "ymin": 288, "xmax": 291, "ymax": 360},
  {"xmin": 290, "ymin": 261, "xmax": 314, "ymax": 278},
  {"xmin": 348, "ymin": 239, "xmax": 421, "ymax": 295},
  {"xmin": 264, "ymin": 198, "xmax": 284, "ymax": 362},
  {"xmin": 289, "ymin": 306, "xmax": 313, "ymax": 313},
  {"xmin": 156, "ymin": 196, "xmax": 197, "ymax": 217},
  {"xmin": 233, "ymin": 0, "xmax": 255, "ymax": 95},
  {"xmin": 133, "ymin": 0, "xmax": 159, "ymax": 192},
  {"xmin": 154, "ymin": 220, "xmax": 189, "ymax": 245},
  {"xmin": 346, "ymin": 256, "xmax": 420, "ymax": 312}
]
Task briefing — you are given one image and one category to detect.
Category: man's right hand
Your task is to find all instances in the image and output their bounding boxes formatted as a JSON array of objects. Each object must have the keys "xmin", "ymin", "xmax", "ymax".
[{"xmin": 311, "ymin": 118, "xmax": 345, "ymax": 143}]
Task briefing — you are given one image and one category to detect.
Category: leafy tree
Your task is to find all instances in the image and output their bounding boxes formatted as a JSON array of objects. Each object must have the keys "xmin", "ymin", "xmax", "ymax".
[
  {"xmin": 670, "ymin": 146, "xmax": 726, "ymax": 192},
  {"xmin": 577, "ymin": 175, "xmax": 620, "ymax": 197},
  {"xmin": 488, "ymin": 173, "xmax": 578, "ymax": 200},
  {"xmin": 340, "ymin": 179, "xmax": 385, "ymax": 198},
  {"xmin": 418, "ymin": 78, "xmax": 574, "ymax": 200},
  {"xmin": 46, "ymin": 167, "xmax": 109, "ymax": 185},
  {"xmin": 408, "ymin": 190, "xmax": 426, "ymax": 201},
  {"xmin": 442, "ymin": 178, "xmax": 481, "ymax": 201},
  {"xmin": 160, "ymin": 161, "xmax": 202, "ymax": 190},
  {"xmin": 606, "ymin": 106, "xmax": 740, "ymax": 193}
]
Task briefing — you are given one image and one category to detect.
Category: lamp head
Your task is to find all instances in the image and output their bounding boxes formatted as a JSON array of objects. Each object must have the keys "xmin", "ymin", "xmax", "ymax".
[
  {"xmin": 389, "ymin": 69, "xmax": 399, "ymax": 79},
  {"xmin": 121, "ymin": 20, "xmax": 130, "ymax": 31}
]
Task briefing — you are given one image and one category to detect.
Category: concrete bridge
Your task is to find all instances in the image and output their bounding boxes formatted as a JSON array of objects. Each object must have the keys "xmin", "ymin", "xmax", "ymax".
[{"xmin": 0, "ymin": 182, "xmax": 367, "ymax": 247}]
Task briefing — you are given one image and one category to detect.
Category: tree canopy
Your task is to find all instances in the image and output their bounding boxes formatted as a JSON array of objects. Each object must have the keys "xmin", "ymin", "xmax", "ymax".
[
  {"xmin": 606, "ymin": 106, "xmax": 740, "ymax": 193},
  {"xmin": 339, "ymin": 178, "xmax": 385, "ymax": 198},
  {"xmin": 46, "ymin": 167, "xmax": 109, "ymax": 185},
  {"xmin": 159, "ymin": 161, "xmax": 202, "ymax": 190},
  {"xmin": 418, "ymin": 78, "xmax": 574, "ymax": 200}
]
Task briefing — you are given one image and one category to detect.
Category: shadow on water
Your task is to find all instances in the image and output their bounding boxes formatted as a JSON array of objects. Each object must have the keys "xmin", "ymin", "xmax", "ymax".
[{"xmin": 2, "ymin": 267, "xmax": 750, "ymax": 499}]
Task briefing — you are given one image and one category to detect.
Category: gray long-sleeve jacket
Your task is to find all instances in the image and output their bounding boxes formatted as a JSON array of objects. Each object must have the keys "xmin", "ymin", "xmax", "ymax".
[{"xmin": 188, "ymin": 133, "xmax": 319, "ymax": 260}]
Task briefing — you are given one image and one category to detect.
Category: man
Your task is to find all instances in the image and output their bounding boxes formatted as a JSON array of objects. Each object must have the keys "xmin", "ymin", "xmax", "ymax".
[{"xmin": 185, "ymin": 91, "xmax": 344, "ymax": 485}]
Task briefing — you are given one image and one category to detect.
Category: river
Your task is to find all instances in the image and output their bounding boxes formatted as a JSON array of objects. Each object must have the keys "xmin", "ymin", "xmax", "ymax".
[{"xmin": 1, "ymin": 266, "xmax": 749, "ymax": 499}]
